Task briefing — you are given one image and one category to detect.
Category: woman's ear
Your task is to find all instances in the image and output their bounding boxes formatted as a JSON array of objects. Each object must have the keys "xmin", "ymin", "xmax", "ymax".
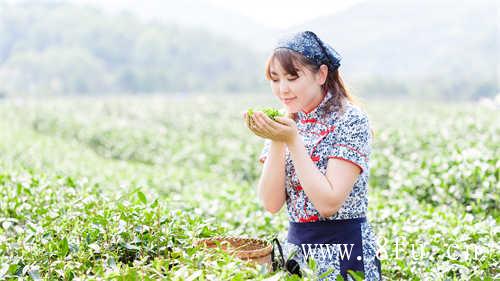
[{"xmin": 317, "ymin": 64, "xmax": 328, "ymax": 85}]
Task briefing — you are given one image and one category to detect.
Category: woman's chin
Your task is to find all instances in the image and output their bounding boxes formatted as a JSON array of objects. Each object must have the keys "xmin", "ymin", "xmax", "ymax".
[{"xmin": 283, "ymin": 104, "xmax": 300, "ymax": 113}]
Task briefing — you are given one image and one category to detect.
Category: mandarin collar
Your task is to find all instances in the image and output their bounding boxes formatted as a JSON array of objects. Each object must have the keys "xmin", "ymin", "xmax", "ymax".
[{"xmin": 297, "ymin": 90, "xmax": 333, "ymax": 121}]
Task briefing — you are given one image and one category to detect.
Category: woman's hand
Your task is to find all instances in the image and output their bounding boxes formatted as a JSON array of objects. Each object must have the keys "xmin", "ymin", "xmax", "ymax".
[{"xmin": 243, "ymin": 111, "xmax": 298, "ymax": 145}]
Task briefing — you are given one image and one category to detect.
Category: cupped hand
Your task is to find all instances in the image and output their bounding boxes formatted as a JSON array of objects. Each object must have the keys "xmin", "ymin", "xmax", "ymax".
[{"xmin": 243, "ymin": 111, "xmax": 298, "ymax": 144}]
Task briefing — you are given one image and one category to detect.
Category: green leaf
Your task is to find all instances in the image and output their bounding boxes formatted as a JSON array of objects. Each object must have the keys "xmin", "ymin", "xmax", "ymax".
[
  {"xmin": 137, "ymin": 191, "xmax": 147, "ymax": 204},
  {"xmin": 60, "ymin": 237, "xmax": 69, "ymax": 257},
  {"xmin": 150, "ymin": 198, "xmax": 158, "ymax": 208},
  {"xmin": 107, "ymin": 257, "xmax": 117, "ymax": 269},
  {"xmin": 347, "ymin": 270, "xmax": 365, "ymax": 281},
  {"xmin": 307, "ymin": 257, "xmax": 317, "ymax": 271},
  {"xmin": 318, "ymin": 268, "xmax": 334, "ymax": 279}
]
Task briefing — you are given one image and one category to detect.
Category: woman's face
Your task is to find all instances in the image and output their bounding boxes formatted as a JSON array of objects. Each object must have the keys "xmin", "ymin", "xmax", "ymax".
[{"xmin": 268, "ymin": 58, "xmax": 325, "ymax": 113}]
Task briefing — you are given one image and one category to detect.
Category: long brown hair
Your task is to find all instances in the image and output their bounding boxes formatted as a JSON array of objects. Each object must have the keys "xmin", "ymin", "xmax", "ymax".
[{"xmin": 265, "ymin": 48, "xmax": 375, "ymax": 137}]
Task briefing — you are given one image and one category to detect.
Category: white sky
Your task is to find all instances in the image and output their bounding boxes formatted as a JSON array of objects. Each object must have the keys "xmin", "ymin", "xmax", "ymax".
[
  {"xmin": 5, "ymin": 0, "xmax": 365, "ymax": 29},
  {"xmin": 208, "ymin": 0, "xmax": 366, "ymax": 28}
]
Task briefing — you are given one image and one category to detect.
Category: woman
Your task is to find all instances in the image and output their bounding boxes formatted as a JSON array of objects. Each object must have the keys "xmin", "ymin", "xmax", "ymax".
[{"xmin": 243, "ymin": 31, "xmax": 381, "ymax": 280}]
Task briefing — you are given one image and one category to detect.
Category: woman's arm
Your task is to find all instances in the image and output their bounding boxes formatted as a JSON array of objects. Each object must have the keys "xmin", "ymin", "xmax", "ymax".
[
  {"xmin": 287, "ymin": 136, "xmax": 360, "ymax": 218},
  {"xmin": 257, "ymin": 141, "xmax": 287, "ymax": 214},
  {"xmin": 244, "ymin": 109, "xmax": 368, "ymax": 218}
]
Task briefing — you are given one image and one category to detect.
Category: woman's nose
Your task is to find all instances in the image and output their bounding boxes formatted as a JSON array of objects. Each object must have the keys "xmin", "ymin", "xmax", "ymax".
[{"xmin": 279, "ymin": 80, "xmax": 290, "ymax": 93}]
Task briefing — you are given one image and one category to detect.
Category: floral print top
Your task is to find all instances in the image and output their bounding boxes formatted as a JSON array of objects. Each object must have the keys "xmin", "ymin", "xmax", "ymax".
[{"xmin": 259, "ymin": 90, "xmax": 373, "ymax": 222}]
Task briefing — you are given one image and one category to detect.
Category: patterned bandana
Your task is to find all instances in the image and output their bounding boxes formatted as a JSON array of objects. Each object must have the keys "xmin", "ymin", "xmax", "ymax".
[{"xmin": 274, "ymin": 31, "xmax": 342, "ymax": 71}]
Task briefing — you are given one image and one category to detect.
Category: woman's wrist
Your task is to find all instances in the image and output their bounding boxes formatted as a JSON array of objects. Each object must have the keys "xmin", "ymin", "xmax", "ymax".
[
  {"xmin": 270, "ymin": 140, "xmax": 287, "ymax": 149},
  {"xmin": 285, "ymin": 134, "xmax": 301, "ymax": 149}
]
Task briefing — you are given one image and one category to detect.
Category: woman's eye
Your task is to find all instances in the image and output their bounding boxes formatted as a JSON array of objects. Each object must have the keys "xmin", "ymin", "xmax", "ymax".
[{"xmin": 270, "ymin": 76, "xmax": 297, "ymax": 82}]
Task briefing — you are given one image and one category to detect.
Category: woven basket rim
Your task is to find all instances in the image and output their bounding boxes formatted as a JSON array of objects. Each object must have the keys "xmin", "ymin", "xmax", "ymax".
[{"xmin": 194, "ymin": 236, "xmax": 272, "ymax": 259}]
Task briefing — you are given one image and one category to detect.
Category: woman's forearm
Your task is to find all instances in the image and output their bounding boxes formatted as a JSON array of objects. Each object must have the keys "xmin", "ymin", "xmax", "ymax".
[
  {"xmin": 257, "ymin": 141, "xmax": 287, "ymax": 214},
  {"xmin": 286, "ymin": 137, "xmax": 341, "ymax": 217}
]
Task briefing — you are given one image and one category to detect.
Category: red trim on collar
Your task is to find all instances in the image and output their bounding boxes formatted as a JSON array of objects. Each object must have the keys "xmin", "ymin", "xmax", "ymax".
[{"xmin": 300, "ymin": 118, "xmax": 317, "ymax": 124}]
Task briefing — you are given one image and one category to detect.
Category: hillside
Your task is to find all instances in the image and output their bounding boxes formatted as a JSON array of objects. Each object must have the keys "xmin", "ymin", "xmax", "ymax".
[{"xmin": 0, "ymin": 2, "xmax": 266, "ymax": 95}]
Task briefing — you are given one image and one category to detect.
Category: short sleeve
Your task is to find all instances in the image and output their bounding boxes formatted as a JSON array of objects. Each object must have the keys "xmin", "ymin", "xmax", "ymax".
[
  {"xmin": 258, "ymin": 139, "xmax": 272, "ymax": 164},
  {"xmin": 327, "ymin": 112, "xmax": 372, "ymax": 174}
]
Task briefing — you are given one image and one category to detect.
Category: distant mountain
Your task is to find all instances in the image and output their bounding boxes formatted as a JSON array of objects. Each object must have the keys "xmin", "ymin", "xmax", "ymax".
[
  {"xmin": 70, "ymin": 0, "xmax": 279, "ymax": 52},
  {"xmin": 0, "ymin": 0, "xmax": 496, "ymax": 99},
  {"xmin": 65, "ymin": 0, "xmax": 499, "ymax": 99},
  {"xmin": 0, "ymin": 1, "xmax": 267, "ymax": 95}
]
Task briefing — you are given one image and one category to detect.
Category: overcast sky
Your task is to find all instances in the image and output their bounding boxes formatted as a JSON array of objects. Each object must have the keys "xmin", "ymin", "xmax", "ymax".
[
  {"xmin": 206, "ymin": 0, "xmax": 366, "ymax": 28},
  {"xmin": 9, "ymin": 0, "xmax": 366, "ymax": 29}
]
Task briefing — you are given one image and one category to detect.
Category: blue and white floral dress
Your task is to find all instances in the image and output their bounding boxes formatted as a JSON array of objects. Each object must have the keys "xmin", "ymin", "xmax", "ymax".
[{"xmin": 259, "ymin": 91, "xmax": 381, "ymax": 280}]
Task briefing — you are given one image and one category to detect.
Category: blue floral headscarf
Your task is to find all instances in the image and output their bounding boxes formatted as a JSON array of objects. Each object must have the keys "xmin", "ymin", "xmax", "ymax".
[{"xmin": 275, "ymin": 31, "xmax": 342, "ymax": 71}]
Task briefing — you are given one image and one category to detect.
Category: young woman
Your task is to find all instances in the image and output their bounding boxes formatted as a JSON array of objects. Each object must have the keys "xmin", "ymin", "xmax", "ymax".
[{"xmin": 243, "ymin": 31, "xmax": 381, "ymax": 280}]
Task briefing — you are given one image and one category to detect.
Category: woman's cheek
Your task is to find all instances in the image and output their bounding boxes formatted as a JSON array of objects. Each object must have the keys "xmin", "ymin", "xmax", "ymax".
[{"xmin": 271, "ymin": 85, "xmax": 280, "ymax": 98}]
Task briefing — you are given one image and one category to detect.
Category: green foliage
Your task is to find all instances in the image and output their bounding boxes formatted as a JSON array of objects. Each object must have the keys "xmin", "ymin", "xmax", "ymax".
[
  {"xmin": 0, "ymin": 95, "xmax": 498, "ymax": 280},
  {"xmin": 262, "ymin": 108, "xmax": 285, "ymax": 121}
]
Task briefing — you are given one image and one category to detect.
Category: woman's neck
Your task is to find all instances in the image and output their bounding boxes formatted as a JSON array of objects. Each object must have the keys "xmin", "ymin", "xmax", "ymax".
[{"xmin": 302, "ymin": 89, "xmax": 326, "ymax": 114}]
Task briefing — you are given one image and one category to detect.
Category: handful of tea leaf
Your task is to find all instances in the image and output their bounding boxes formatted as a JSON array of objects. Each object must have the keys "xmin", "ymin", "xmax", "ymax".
[{"xmin": 247, "ymin": 107, "xmax": 285, "ymax": 121}]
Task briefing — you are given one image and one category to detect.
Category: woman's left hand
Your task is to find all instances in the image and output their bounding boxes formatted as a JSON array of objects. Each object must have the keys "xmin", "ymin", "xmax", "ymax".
[{"xmin": 250, "ymin": 111, "xmax": 298, "ymax": 144}]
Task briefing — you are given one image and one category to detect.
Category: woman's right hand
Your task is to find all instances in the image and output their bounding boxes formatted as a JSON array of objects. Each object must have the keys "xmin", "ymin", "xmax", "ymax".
[{"xmin": 243, "ymin": 111, "xmax": 261, "ymax": 137}]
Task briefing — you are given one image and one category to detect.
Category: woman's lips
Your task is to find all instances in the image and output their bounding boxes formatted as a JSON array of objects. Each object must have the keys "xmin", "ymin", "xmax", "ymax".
[{"xmin": 283, "ymin": 97, "xmax": 297, "ymax": 104}]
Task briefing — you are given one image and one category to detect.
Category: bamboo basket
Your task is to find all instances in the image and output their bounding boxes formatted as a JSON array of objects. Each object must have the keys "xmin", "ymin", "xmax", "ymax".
[{"xmin": 194, "ymin": 236, "xmax": 273, "ymax": 269}]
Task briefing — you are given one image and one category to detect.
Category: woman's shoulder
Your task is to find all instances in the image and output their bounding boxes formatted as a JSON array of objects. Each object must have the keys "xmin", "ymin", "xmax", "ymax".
[{"xmin": 330, "ymin": 101, "xmax": 370, "ymax": 126}]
